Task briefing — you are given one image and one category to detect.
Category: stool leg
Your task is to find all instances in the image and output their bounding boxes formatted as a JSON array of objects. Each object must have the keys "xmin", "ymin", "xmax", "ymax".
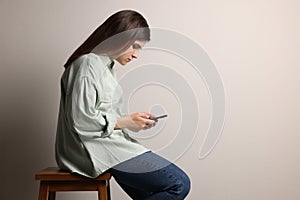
[
  {"xmin": 49, "ymin": 191, "xmax": 56, "ymax": 200},
  {"xmin": 38, "ymin": 181, "xmax": 49, "ymax": 200},
  {"xmin": 98, "ymin": 182, "xmax": 107, "ymax": 200},
  {"xmin": 107, "ymin": 180, "xmax": 111, "ymax": 200}
]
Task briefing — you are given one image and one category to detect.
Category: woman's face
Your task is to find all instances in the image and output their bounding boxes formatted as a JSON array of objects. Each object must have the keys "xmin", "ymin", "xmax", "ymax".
[{"xmin": 115, "ymin": 40, "xmax": 146, "ymax": 65}]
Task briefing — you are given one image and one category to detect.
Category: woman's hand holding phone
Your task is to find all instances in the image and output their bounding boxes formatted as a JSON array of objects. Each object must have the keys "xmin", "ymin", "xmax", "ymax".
[{"xmin": 116, "ymin": 112, "xmax": 157, "ymax": 132}]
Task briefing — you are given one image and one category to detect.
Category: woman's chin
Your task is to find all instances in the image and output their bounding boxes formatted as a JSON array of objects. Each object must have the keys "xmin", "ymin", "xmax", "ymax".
[
  {"xmin": 116, "ymin": 60, "xmax": 126, "ymax": 66},
  {"xmin": 122, "ymin": 60, "xmax": 130, "ymax": 65}
]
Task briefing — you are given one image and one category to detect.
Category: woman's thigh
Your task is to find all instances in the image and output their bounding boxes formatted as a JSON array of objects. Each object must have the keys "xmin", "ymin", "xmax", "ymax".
[{"xmin": 108, "ymin": 151, "xmax": 190, "ymax": 199}]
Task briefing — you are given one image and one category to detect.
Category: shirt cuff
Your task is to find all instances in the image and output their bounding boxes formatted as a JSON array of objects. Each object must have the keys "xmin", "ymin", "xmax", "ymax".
[{"xmin": 103, "ymin": 112, "xmax": 118, "ymax": 137}]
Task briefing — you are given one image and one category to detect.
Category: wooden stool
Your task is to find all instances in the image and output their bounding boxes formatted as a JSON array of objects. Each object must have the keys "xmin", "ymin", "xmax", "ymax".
[{"xmin": 35, "ymin": 167, "xmax": 111, "ymax": 200}]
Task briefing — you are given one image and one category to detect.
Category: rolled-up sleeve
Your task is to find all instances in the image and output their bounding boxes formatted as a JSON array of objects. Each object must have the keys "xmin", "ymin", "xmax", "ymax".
[{"xmin": 71, "ymin": 77, "xmax": 117, "ymax": 138}]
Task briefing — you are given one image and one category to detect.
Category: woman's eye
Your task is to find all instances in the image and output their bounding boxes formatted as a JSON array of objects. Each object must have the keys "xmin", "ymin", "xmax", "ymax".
[{"xmin": 132, "ymin": 44, "xmax": 141, "ymax": 50}]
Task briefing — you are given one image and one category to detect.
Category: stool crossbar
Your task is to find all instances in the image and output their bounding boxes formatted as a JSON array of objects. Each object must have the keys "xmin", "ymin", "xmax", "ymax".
[{"xmin": 35, "ymin": 167, "xmax": 111, "ymax": 200}]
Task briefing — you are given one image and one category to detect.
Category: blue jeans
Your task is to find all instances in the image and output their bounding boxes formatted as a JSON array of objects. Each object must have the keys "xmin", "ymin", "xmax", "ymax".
[{"xmin": 108, "ymin": 151, "xmax": 191, "ymax": 200}]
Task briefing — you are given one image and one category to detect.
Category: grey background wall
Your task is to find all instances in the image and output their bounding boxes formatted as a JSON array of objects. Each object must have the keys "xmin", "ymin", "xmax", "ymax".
[{"xmin": 1, "ymin": 0, "xmax": 299, "ymax": 199}]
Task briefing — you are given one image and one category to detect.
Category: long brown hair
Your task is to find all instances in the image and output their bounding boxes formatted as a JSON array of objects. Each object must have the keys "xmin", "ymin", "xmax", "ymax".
[{"xmin": 64, "ymin": 10, "xmax": 150, "ymax": 68}]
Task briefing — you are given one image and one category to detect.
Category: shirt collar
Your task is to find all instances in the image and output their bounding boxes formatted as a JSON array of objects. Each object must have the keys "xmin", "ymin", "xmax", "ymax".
[{"xmin": 100, "ymin": 54, "xmax": 115, "ymax": 69}]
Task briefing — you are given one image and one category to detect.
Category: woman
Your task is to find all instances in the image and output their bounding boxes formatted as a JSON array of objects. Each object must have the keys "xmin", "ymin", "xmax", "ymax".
[{"xmin": 55, "ymin": 9, "xmax": 190, "ymax": 199}]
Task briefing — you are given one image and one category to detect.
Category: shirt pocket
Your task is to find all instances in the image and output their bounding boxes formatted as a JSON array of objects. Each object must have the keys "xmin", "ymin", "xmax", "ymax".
[
  {"xmin": 101, "ymin": 92, "xmax": 114, "ymax": 103},
  {"xmin": 98, "ymin": 91, "xmax": 119, "ymax": 112}
]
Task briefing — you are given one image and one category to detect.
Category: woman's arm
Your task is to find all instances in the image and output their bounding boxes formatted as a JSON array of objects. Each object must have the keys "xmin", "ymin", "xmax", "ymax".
[{"xmin": 71, "ymin": 76, "xmax": 118, "ymax": 138}]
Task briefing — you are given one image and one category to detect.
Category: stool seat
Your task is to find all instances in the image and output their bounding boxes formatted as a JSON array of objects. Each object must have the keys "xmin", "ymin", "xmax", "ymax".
[{"xmin": 35, "ymin": 167, "xmax": 111, "ymax": 200}]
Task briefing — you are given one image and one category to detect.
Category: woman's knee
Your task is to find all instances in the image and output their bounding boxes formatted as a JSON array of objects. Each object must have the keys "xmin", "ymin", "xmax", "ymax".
[
  {"xmin": 178, "ymin": 173, "xmax": 191, "ymax": 198},
  {"xmin": 170, "ymin": 171, "xmax": 191, "ymax": 199}
]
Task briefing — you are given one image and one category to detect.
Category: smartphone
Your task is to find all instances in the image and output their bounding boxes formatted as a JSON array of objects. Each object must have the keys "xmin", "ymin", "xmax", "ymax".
[{"xmin": 150, "ymin": 114, "xmax": 168, "ymax": 121}]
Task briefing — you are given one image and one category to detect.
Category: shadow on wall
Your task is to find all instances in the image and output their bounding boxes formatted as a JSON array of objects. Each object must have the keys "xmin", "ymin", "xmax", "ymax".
[{"xmin": 0, "ymin": 70, "xmax": 58, "ymax": 199}]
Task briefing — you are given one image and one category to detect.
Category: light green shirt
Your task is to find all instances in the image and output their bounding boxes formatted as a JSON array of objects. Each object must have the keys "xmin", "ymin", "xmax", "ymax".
[{"xmin": 55, "ymin": 53, "xmax": 149, "ymax": 178}]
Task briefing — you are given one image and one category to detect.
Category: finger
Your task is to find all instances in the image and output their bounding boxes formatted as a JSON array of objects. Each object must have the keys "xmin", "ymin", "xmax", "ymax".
[
  {"xmin": 146, "ymin": 119, "xmax": 156, "ymax": 125},
  {"xmin": 144, "ymin": 121, "xmax": 156, "ymax": 129},
  {"xmin": 151, "ymin": 122, "xmax": 157, "ymax": 127},
  {"xmin": 138, "ymin": 116, "xmax": 154, "ymax": 124},
  {"xmin": 139, "ymin": 112, "xmax": 152, "ymax": 119},
  {"xmin": 148, "ymin": 113, "xmax": 156, "ymax": 119}
]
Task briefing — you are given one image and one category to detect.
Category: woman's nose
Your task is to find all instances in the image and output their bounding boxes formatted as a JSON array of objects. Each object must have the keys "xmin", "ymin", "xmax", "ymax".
[{"xmin": 132, "ymin": 50, "xmax": 139, "ymax": 59}]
